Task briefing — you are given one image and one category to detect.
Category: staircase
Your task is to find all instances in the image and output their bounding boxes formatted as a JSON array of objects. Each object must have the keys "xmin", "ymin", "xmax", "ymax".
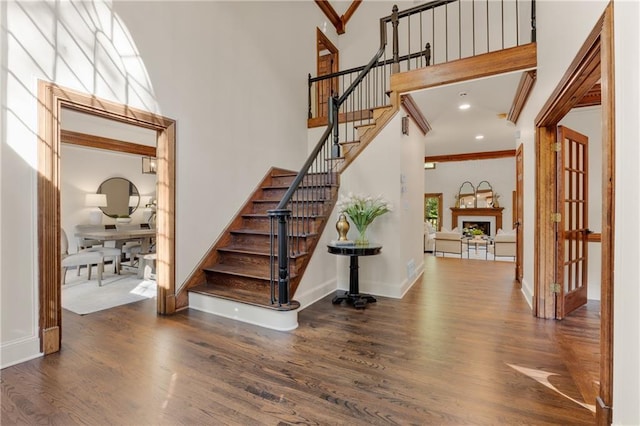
[
  {"xmin": 178, "ymin": 3, "xmax": 404, "ymax": 321},
  {"xmin": 186, "ymin": 168, "xmax": 338, "ymax": 310},
  {"xmin": 180, "ymin": 104, "xmax": 395, "ymax": 318}
]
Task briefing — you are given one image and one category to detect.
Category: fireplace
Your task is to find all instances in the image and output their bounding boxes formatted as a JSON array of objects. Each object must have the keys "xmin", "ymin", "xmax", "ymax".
[
  {"xmin": 463, "ymin": 220, "xmax": 491, "ymax": 236},
  {"xmin": 450, "ymin": 207, "xmax": 504, "ymax": 237}
]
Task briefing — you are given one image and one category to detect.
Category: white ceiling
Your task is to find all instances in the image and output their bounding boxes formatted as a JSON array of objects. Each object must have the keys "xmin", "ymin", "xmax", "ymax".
[{"xmin": 410, "ymin": 71, "xmax": 524, "ymax": 157}]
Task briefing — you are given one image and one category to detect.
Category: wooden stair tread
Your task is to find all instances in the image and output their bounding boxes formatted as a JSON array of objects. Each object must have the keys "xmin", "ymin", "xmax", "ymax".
[
  {"xmin": 218, "ymin": 246, "xmax": 308, "ymax": 259},
  {"xmin": 252, "ymin": 198, "xmax": 330, "ymax": 203},
  {"xmin": 242, "ymin": 213, "xmax": 325, "ymax": 219},
  {"xmin": 339, "ymin": 140, "xmax": 360, "ymax": 146},
  {"xmin": 203, "ymin": 263, "xmax": 298, "ymax": 280},
  {"xmin": 230, "ymin": 228, "xmax": 317, "ymax": 238},
  {"xmin": 262, "ymin": 183, "xmax": 338, "ymax": 190},
  {"xmin": 190, "ymin": 283, "xmax": 299, "ymax": 311},
  {"xmin": 354, "ymin": 123, "xmax": 375, "ymax": 130}
]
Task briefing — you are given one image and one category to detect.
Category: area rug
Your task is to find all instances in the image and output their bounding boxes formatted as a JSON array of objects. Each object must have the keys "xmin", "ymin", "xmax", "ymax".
[{"xmin": 62, "ymin": 268, "xmax": 157, "ymax": 315}]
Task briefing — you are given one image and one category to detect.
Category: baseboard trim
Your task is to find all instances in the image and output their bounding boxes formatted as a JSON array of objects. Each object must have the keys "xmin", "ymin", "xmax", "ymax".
[
  {"xmin": 1, "ymin": 336, "xmax": 42, "ymax": 369},
  {"xmin": 295, "ymin": 278, "xmax": 338, "ymax": 311},
  {"xmin": 520, "ymin": 278, "xmax": 533, "ymax": 309}
]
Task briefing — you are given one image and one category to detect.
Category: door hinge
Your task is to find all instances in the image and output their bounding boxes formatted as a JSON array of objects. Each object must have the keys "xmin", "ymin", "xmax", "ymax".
[
  {"xmin": 553, "ymin": 142, "xmax": 562, "ymax": 152},
  {"xmin": 551, "ymin": 213, "xmax": 562, "ymax": 223},
  {"xmin": 551, "ymin": 283, "xmax": 562, "ymax": 293}
]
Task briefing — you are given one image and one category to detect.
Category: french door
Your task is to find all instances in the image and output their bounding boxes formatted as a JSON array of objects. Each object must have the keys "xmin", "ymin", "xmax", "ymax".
[{"xmin": 555, "ymin": 125, "xmax": 589, "ymax": 319}]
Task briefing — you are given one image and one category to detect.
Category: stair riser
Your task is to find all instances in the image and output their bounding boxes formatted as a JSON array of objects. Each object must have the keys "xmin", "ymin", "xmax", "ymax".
[
  {"xmin": 242, "ymin": 216, "xmax": 322, "ymax": 234},
  {"xmin": 230, "ymin": 234, "xmax": 311, "ymax": 252},
  {"xmin": 217, "ymin": 252, "xmax": 302, "ymax": 276},
  {"xmin": 204, "ymin": 271, "xmax": 271, "ymax": 294},
  {"xmin": 261, "ymin": 186, "xmax": 333, "ymax": 201},
  {"xmin": 252, "ymin": 201, "xmax": 329, "ymax": 215}
]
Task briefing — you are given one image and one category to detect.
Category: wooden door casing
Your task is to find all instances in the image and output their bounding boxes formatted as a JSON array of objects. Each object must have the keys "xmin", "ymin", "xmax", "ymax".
[
  {"xmin": 515, "ymin": 144, "xmax": 524, "ymax": 282},
  {"xmin": 556, "ymin": 125, "xmax": 589, "ymax": 319},
  {"xmin": 316, "ymin": 28, "xmax": 339, "ymax": 118}
]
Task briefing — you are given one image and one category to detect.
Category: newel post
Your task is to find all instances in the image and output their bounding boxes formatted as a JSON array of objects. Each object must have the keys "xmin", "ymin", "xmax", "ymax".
[{"xmin": 268, "ymin": 208, "xmax": 291, "ymax": 305}]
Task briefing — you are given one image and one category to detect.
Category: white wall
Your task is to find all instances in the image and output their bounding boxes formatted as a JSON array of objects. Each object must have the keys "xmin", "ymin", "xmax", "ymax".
[
  {"xmin": 559, "ymin": 106, "xmax": 602, "ymax": 301},
  {"xmin": 1, "ymin": 0, "xmax": 323, "ymax": 367},
  {"xmin": 297, "ymin": 113, "xmax": 424, "ymax": 302},
  {"xmin": 612, "ymin": 1, "xmax": 640, "ymax": 423},
  {"xmin": 341, "ymin": 114, "xmax": 423, "ymax": 298},
  {"xmin": 425, "ymin": 157, "xmax": 515, "ymax": 232}
]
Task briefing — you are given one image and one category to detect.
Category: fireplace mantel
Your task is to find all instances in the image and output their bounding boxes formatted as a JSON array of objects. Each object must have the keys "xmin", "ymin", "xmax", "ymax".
[{"xmin": 451, "ymin": 207, "xmax": 504, "ymax": 231}]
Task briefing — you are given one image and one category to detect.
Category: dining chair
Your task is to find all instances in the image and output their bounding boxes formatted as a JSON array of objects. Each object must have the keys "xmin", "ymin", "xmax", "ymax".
[
  {"xmin": 73, "ymin": 224, "xmax": 122, "ymax": 274},
  {"xmin": 61, "ymin": 229, "xmax": 104, "ymax": 286}
]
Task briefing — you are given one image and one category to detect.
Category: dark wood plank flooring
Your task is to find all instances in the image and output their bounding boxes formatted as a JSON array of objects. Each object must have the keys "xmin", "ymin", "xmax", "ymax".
[{"xmin": 1, "ymin": 256, "xmax": 599, "ymax": 425}]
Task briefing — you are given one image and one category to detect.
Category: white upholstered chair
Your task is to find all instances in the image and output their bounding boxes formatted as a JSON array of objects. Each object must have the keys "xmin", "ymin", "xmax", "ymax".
[
  {"xmin": 116, "ymin": 223, "xmax": 155, "ymax": 266},
  {"xmin": 424, "ymin": 221, "xmax": 436, "ymax": 253},
  {"xmin": 489, "ymin": 230, "xmax": 516, "ymax": 260},
  {"xmin": 434, "ymin": 228, "xmax": 465, "ymax": 257},
  {"xmin": 116, "ymin": 223, "xmax": 142, "ymax": 265},
  {"xmin": 61, "ymin": 229, "xmax": 104, "ymax": 286},
  {"xmin": 74, "ymin": 224, "xmax": 121, "ymax": 274}
]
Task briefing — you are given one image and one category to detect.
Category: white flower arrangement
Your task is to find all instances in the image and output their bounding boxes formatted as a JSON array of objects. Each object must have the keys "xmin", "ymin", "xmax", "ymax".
[{"xmin": 335, "ymin": 192, "xmax": 393, "ymax": 240}]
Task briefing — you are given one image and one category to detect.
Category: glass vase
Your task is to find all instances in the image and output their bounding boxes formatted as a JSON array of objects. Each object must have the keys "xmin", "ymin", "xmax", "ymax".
[{"xmin": 355, "ymin": 226, "xmax": 369, "ymax": 246}]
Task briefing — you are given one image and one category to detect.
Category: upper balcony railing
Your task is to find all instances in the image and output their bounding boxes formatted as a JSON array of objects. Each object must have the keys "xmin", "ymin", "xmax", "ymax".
[{"xmin": 308, "ymin": 0, "xmax": 536, "ymax": 122}]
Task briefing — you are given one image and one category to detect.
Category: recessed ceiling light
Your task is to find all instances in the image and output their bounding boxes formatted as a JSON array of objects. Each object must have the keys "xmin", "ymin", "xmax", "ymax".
[
  {"xmin": 475, "ymin": 135, "xmax": 484, "ymax": 140},
  {"xmin": 459, "ymin": 103, "xmax": 471, "ymax": 110}
]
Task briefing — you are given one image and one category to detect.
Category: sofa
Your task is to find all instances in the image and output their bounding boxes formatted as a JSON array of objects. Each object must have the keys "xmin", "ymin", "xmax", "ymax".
[{"xmin": 424, "ymin": 221, "xmax": 436, "ymax": 252}]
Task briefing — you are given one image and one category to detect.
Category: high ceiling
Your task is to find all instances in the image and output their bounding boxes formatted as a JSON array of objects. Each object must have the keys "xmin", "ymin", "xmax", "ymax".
[{"xmin": 411, "ymin": 71, "xmax": 523, "ymax": 157}]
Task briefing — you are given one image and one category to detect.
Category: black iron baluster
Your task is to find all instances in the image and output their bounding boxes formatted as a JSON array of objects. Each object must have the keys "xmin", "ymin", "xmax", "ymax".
[{"xmin": 392, "ymin": 5, "xmax": 399, "ymax": 73}]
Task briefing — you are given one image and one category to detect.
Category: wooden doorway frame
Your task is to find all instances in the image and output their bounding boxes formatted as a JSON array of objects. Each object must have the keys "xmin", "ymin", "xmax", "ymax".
[
  {"xmin": 37, "ymin": 81, "xmax": 177, "ymax": 355},
  {"xmin": 316, "ymin": 27, "xmax": 339, "ymax": 76},
  {"xmin": 533, "ymin": 4, "xmax": 614, "ymax": 423},
  {"xmin": 515, "ymin": 144, "xmax": 524, "ymax": 283},
  {"xmin": 316, "ymin": 28, "xmax": 339, "ymax": 119},
  {"xmin": 424, "ymin": 193, "xmax": 443, "ymax": 231}
]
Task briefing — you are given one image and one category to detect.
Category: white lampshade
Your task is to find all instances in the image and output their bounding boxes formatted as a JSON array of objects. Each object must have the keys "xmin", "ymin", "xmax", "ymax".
[
  {"xmin": 85, "ymin": 193, "xmax": 107, "ymax": 207},
  {"xmin": 128, "ymin": 195, "xmax": 139, "ymax": 207}
]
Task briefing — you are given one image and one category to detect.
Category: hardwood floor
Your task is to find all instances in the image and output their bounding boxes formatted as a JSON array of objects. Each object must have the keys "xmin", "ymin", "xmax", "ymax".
[{"xmin": 1, "ymin": 256, "xmax": 599, "ymax": 425}]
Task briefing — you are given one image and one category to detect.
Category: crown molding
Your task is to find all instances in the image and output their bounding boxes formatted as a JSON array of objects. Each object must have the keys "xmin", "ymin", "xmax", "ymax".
[
  {"xmin": 425, "ymin": 149, "xmax": 516, "ymax": 163},
  {"xmin": 401, "ymin": 94, "xmax": 431, "ymax": 136},
  {"xmin": 508, "ymin": 70, "xmax": 536, "ymax": 124}
]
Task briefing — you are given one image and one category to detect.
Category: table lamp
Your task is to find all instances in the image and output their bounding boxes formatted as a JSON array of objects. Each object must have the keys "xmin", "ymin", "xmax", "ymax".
[{"xmin": 85, "ymin": 193, "xmax": 107, "ymax": 224}]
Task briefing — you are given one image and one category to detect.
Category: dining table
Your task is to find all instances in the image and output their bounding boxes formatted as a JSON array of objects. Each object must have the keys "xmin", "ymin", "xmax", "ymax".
[{"xmin": 74, "ymin": 227, "xmax": 156, "ymax": 253}]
